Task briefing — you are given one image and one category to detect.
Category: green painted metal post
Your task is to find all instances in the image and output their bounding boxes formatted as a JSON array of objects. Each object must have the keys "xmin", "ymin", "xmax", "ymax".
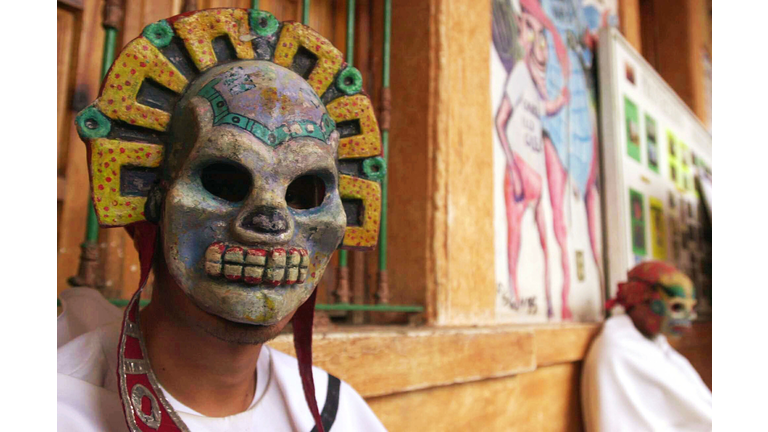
[
  {"xmin": 338, "ymin": 250, "xmax": 348, "ymax": 267},
  {"xmin": 376, "ymin": 0, "xmax": 391, "ymax": 304},
  {"xmin": 335, "ymin": 0, "xmax": 356, "ymax": 304},
  {"xmin": 86, "ymin": 27, "xmax": 118, "ymax": 243},
  {"xmin": 302, "ymin": 0, "xmax": 310, "ymax": 25},
  {"xmin": 251, "ymin": 0, "xmax": 259, "ymax": 10},
  {"xmin": 346, "ymin": 0, "xmax": 355, "ymax": 64},
  {"xmin": 70, "ymin": 2, "xmax": 122, "ymax": 288}
]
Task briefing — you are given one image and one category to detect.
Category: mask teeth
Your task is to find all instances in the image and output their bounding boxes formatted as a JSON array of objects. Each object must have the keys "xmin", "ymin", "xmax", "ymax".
[
  {"xmin": 285, "ymin": 248, "xmax": 301, "ymax": 284},
  {"xmin": 224, "ymin": 246, "xmax": 245, "ymax": 263},
  {"xmin": 205, "ymin": 243, "xmax": 309, "ymax": 286},
  {"xmin": 265, "ymin": 248, "xmax": 286, "ymax": 286},
  {"xmin": 223, "ymin": 246, "xmax": 245, "ymax": 281},
  {"xmin": 298, "ymin": 249, "xmax": 309, "ymax": 283},
  {"xmin": 244, "ymin": 248, "xmax": 267, "ymax": 284},
  {"xmin": 204, "ymin": 242, "xmax": 226, "ymax": 277},
  {"xmin": 244, "ymin": 265, "xmax": 264, "ymax": 284}
]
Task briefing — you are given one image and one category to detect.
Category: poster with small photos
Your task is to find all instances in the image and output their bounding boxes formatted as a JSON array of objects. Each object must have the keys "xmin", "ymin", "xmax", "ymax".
[{"xmin": 598, "ymin": 28, "xmax": 712, "ymax": 316}]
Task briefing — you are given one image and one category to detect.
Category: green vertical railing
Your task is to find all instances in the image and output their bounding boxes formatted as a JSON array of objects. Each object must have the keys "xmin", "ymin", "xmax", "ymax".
[
  {"xmin": 83, "ymin": 26, "xmax": 118, "ymax": 241},
  {"xmin": 376, "ymin": 0, "xmax": 391, "ymax": 303},
  {"xmin": 379, "ymin": 0, "xmax": 391, "ymax": 273},
  {"xmin": 302, "ymin": 0, "xmax": 310, "ymax": 25},
  {"xmin": 251, "ymin": 0, "xmax": 259, "ymax": 10},
  {"xmin": 345, "ymin": 0, "xmax": 355, "ymax": 63},
  {"xmin": 85, "ymin": 27, "xmax": 118, "ymax": 242},
  {"xmin": 335, "ymin": 0, "xmax": 355, "ymax": 301},
  {"xmin": 70, "ymin": 2, "xmax": 122, "ymax": 288}
]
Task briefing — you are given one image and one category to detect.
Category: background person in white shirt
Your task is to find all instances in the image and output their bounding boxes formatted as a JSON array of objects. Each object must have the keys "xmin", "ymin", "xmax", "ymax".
[{"xmin": 581, "ymin": 261, "xmax": 712, "ymax": 431}]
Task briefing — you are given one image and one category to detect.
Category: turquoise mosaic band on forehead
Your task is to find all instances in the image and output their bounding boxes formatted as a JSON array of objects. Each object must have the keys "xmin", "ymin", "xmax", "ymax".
[
  {"xmin": 661, "ymin": 284, "xmax": 692, "ymax": 299},
  {"xmin": 197, "ymin": 78, "xmax": 336, "ymax": 147}
]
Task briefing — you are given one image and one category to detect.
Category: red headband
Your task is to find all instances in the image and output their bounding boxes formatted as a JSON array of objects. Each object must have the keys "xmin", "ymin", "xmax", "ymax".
[{"xmin": 605, "ymin": 261, "xmax": 682, "ymax": 310}]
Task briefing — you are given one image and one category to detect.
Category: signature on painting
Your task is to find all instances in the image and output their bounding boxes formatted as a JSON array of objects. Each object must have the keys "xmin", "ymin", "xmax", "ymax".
[{"xmin": 497, "ymin": 284, "xmax": 538, "ymax": 314}]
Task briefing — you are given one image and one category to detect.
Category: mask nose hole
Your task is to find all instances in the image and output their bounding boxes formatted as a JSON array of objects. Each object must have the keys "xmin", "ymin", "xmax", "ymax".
[{"xmin": 241, "ymin": 206, "xmax": 290, "ymax": 235}]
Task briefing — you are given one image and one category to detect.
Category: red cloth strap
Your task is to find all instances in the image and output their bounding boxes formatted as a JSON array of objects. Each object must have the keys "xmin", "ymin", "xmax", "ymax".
[
  {"xmin": 117, "ymin": 222, "xmax": 192, "ymax": 431},
  {"xmin": 292, "ymin": 289, "xmax": 325, "ymax": 432}
]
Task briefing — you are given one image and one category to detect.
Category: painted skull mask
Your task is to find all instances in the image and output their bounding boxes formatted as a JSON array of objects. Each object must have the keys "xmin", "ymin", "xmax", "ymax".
[
  {"xmin": 74, "ymin": 8, "xmax": 384, "ymax": 325},
  {"xmin": 608, "ymin": 261, "xmax": 697, "ymax": 338},
  {"xmin": 74, "ymin": 9, "xmax": 384, "ymax": 431},
  {"xmin": 652, "ymin": 270, "xmax": 697, "ymax": 337},
  {"xmin": 163, "ymin": 61, "xmax": 346, "ymax": 325}
]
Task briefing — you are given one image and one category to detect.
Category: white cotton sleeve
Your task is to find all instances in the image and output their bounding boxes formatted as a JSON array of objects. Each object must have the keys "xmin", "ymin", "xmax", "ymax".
[
  {"xmin": 57, "ymin": 373, "xmax": 127, "ymax": 432},
  {"xmin": 582, "ymin": 330, "xmax": 712, "ymax": 432}
]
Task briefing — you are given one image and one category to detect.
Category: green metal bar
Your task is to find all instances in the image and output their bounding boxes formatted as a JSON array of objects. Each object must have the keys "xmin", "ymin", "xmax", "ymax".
[
  {"xmin": 302, "ymin": 0, "xmax": 310, "ymax": 25},
  {"xmin": 58, "ymin": 299, "xmax": 423, "ymax": 313},
  {"xmin": 378, "ymin": 133, "xmax": 388, "ymax": 272},
  {"xmin": 338, "ymin": 250, "xmax": 348, "ymax": 267},
  {"xmin": 109, "ymin": 299, "xmax": 150, "ymax": 307},
  {"xmin": 337, "ymin": 0, "xmax": 355, "ymax": 272},
  {"xmin": 251, "ymin": 0, "xmax": 259, "ymax": 9},
  {"xmin": 83, "ymin": 27, "xmax": 119, "ymax": 244},
  {"xmin": 315, "ymin": 303, "xmax": 423, "ymax": 312},
  {"xmin": 84, "ymin": 203, "xmax": 100, "ymax": 242},
  {"xmin": 101, "ymin": 27, "xmax": 118, "ymax": 88},
  {"xmin": 378, "ymin": 0, "xmax": 391, "ymax": 272},
  {"xmin": 346, "ymin": 0, "xmax": 355, "ymax": 65},
  {"xmin": 382, "ymin": 1, "xmax": 391, "ymax": 88}
]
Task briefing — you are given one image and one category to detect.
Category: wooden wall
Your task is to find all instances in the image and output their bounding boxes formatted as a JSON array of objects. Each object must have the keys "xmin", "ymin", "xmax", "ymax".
[
  {"xmin": 57, "ymin": 0, "xmax": 712, "ymax": 430},
  {"xmin": 621, "ymin": 0, "xmax": 712, "ymax": 127}
]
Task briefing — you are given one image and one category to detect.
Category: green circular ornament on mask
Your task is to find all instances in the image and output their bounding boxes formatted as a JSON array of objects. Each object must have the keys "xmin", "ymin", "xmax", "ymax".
[
  {"xmin": 250, "ymin": 10, "xmax": 279, "ymax": 36},
  {"xmin": 337, "ymin": 67, "xmax": 363, "ymax": 95},
  {"xmin": 76, "ymin": 106, "xmax": 112, "ymax": 139},
  {"xmin": 362, "ymin": 157, "xmax": 386, "ymax": 181},
  {"xmin": 142, "ymin": 20, "xmax": 174, "ymax": 48}
]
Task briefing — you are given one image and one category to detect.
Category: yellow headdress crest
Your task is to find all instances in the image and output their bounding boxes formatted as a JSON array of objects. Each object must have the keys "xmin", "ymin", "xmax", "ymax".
[{"xmin": 75, "ymin": 8, "xmax": 383, "ymax": 249}]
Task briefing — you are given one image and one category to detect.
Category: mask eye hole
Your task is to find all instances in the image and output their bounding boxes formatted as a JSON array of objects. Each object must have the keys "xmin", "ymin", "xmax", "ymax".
[
  {"xmin": 286, "ymin": 175, "xmax": 326, "ymax": 210},
  {"xmin": 200, "ymin": 162, "xmax": 251, "ymax": 203},
  {"xmin": 671, "ymin": 303, "xmax": 684, "ymax": 313}
]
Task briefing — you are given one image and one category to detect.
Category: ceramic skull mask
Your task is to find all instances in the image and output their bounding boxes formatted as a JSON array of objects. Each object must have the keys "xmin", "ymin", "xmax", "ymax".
[
  {"xmin": 75, "ymin": 8, "xmax": 383, "ymax": 328},
  {"xmin": 653, "ymin": 270, "xmax": 697, "ymax": 337},
  {"xmin": 163, "ymin": 62, "xmax": 345, "ymax": 325},
  {"xmin": 610, "ymin": 261, "xmax": 697, "ymax": 338}
]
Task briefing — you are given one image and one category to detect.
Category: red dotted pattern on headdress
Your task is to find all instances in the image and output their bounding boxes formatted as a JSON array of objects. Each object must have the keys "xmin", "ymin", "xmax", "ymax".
[
  {"xmin": 327, "ymin": 94, "xmax": 382, "ymax": 159},
  {"xmin": 339, "ymin": 175, "xmax": 381, "ymax": 249},
  {"xmin": 274, "ymin": 22, "xmax": 345, "ymax": 97}
]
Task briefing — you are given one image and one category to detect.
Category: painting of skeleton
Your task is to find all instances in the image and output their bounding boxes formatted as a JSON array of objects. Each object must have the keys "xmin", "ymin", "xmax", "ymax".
[{"xmin": 491, "ymin": 0, "xmax": 616, "ymax": 322}]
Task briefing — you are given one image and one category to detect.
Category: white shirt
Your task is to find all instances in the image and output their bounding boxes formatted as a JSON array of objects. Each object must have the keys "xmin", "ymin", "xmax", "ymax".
[
  {"xmin": 57, "ymin": 289, "xmax": 386, "ymax": 432},
  {"xmin": 581, "ymin": 314, "xmax": 712, "ymax": 432},
  {"xmin": 504, "ymin": 62, "xmax": 546, "ymax": 172}
]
